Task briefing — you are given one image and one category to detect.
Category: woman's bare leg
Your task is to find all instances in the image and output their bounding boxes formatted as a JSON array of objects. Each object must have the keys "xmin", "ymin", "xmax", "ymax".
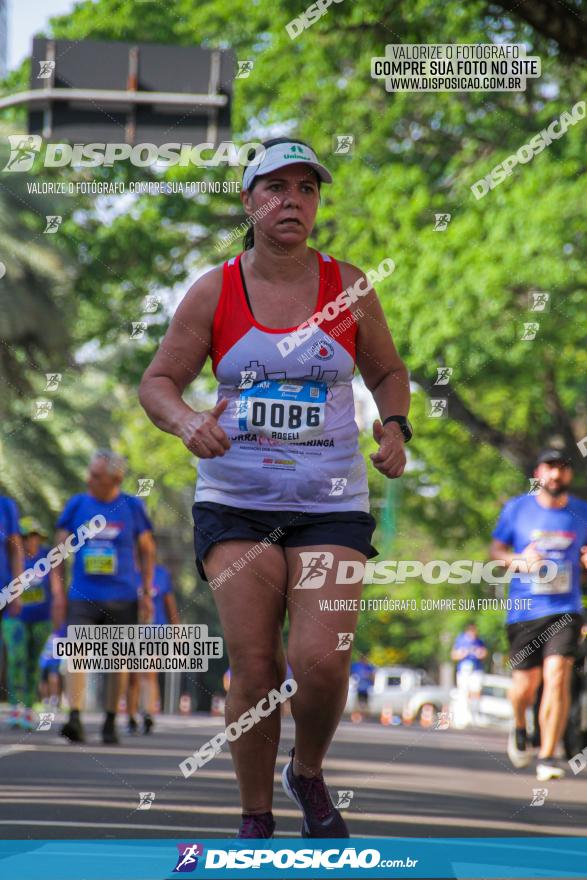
[
  {"xmin": 285, "ymin": 545, "xmax": 365, "ymax": 777},
  {"xmin": 204, "ymin": 540, "xmax": 287, "ymax": 813}
]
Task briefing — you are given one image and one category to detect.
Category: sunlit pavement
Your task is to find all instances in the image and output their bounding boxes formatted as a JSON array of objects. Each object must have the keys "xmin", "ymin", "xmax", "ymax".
[{"xmin": 0, "ymin": 711, "xmax": 586, "ymax": 840}]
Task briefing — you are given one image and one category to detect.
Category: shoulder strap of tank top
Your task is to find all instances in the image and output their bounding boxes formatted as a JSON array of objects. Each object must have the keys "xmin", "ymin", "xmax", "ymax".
[
  {"xmin": 211, "ymin": 254, "xmax": 252, "ymax": 375},
  {"xmin": 318, "ymin": 251, "xmax": 343, "ymax": 303},
  {"xmin": 316, "ymin": 252, "xmax": 359, "ymax": 362}
]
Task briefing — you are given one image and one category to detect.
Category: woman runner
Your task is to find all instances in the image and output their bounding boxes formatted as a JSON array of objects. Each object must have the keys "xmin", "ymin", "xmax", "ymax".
[{"xmin": 139, "ymin": 137, "xmax": 411, "ymax": 838}]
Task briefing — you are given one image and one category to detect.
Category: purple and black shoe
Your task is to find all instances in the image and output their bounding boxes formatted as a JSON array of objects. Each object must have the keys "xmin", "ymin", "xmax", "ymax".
[
  {"xmin": 237, "ymin": 811, "xmax": 275, "ymax": 838},
  {"xmin": 282, "ymin": 749, "xmax": 349, "ymax": 838}
]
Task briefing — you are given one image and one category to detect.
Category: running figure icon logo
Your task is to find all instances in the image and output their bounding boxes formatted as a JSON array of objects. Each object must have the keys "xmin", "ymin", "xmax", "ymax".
[
  {"xmin": 333, "ymin": 135, "xmax": 354, "ymax": 154},
  {"xmin": 434, "ymin": 367, "xmax": 453, "ymax": 385},
  {"xmin": 335, "ymin": 790, "xmax": 354, "ymax": 808},
  {"xmin": 432, "ymin": 711, "xmax": 452, "ymax": 730},
  {"xmin": 172, "ymin": 844, "xmax": 203, "ymax": 873},
  {"xmin": 329, "ymin": 477, "xmax": 347, "ymax": 496},
  {"xmin": 136, "ymin": 479, "xmax": 155, "ymax": 497},
  {"xmin": 36, "ymin": 713, "xmax": 55, "ymax": 731},
  {"xmin": 137, "ymin": 792, "xmax": 156, "ymax": 810},
  {"xmin": 44, "ymin": 215, "xmax": 62, "ymax": 234},
  {"xmin": 529, "ymin": 292, "xmax": 550, "ymax": 312},
  {"xmin": 236, "ymin": 60, "xmax": 254, "ymax": 78},
  {"xmin": 336, "ymin": 633, "xmax": 354, "ymax": 651},
  {"xmin": 3, "ymin": 135, "xmax": 42, "ymax": 172},
  {"xmin": 239, "ymin": 370, "xmax": 257, "ymax": 390},
  {"xmin": 143, "ymin": 295, "xmax": 161, "ymax": 313},
  {"xmin": 44, "ymin": 373, "xmax": 62, "ymax": 391},
  {"xmin": 530, "ymin": 788, "xmax": 548, "ymax": 806},
  {"xmin": 32, "ymin": 400, "xmax": 53, "ymax": 420},
  {"xmin": 427, "ymin": 399, "xmax": 447, "ymax": 418},
  {"xmin": 433, "ymin": 213, "xmax": 451, "ymax": 231},
  {"xmin": 293, "ymin": 551, "xmax": 334, "ymax": 589},
  {"xmin": 37, "ymin": 60, "xmax": 56, "ymax": 79},
  {"xmin": 130, "ymin": 322, "xmax": 147, "ymax": 339},
  {"xmin": 521, "ymin": 322, "xmax": 539, "ymax": 341}
]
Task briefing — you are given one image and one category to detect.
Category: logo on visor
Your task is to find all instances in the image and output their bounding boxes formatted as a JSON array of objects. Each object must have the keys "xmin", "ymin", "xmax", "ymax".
[{"xmin": 284, "ymin": 144, "xmax": 312, "ymax": 161}]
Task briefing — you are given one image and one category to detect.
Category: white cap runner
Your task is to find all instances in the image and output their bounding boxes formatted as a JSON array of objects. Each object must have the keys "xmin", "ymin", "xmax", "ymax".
[{"xmin": 242, "ymin": 142, "xmax": 333, "ymax": 191}]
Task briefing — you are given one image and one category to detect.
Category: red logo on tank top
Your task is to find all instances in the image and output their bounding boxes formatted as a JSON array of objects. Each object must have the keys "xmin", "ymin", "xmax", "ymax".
[{"xmin": 309, "ymin": 338, "xmax": 335, "ymax": 360}]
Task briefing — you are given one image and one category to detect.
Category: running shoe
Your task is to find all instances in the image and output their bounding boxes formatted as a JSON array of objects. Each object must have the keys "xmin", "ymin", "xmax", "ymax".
[
  {"xmin": 21, "ymin": 710, "xmax": 37, "ymax": 731},
  {"xmin": 6, "ymin": 707, "xmax": 30, "ymax": 730},
  {"xmin": 282, "ymin": 748, "xmax": 349, "ymax": 838},
  {"xmin": 127, "ymin": 716, "xmax": 139, "ymax": 735},
  {"xmin": 102, "ymin": 715, "xmax": 120, "ymax": 745},
  {"xmin": 507, "ymin": 726, "xmax": 531, "ymax": 769},
  {"xmin": 237, "ymin": 812, "xmax": 275, "ymax": 838},
  {"xmin": 536, "ymin": 758, "xmax": 566, "ymax": 781},
  {"xmin": 60, "ymin": 712, "xmax": 86, "ymax": 743},
  {"xmin": 143, "ymin": 714, "xmax": 154, "ymax": 735}
]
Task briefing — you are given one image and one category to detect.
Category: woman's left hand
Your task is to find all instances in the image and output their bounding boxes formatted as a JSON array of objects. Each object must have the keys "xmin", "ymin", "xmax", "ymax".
[{"xmin": 369, "ymin": 420, "xmax": 406, "ymax": 478}]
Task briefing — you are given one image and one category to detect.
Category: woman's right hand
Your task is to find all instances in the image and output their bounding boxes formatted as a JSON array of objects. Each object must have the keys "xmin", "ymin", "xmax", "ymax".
[{"xmin": 179, "ymin": 398, "xmax": 231, "ymax": 458}]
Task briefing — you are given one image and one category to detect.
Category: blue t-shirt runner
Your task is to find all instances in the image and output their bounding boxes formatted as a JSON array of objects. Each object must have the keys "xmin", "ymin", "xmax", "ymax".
[
  {"xmin": 350, "ymin": 659, "xmax": 375, "ymax": 695},
  {"xmin": 492, "ymin": 494, "xmax": 587, "ymax": 624},
  {"xmin": 57, "ymin": 493, "xmax": 153, "ymax": 603},
  {"xmin": 19, "ymin": 547, "xmax": 52, "ymax": 623},
  {"xmin": 0, "ymin": 496, "xmax": 21, "ymax": 589},
  {"xmin": 452, "ymin": 630, "xmax": 486, "ymax": 672}
]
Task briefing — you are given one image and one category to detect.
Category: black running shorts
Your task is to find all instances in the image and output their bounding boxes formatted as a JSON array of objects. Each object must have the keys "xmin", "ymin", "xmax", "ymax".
[
  {"xmin": 507, "ymin": 612, "xmax": 583, "ymax": 670},
  {"xmin": 192, "ymin": 501, "xmax": 378, "ymax": 582},
  {"xmin": 67, "ymin": 600, "xmax": 138, "ymax": 626}
]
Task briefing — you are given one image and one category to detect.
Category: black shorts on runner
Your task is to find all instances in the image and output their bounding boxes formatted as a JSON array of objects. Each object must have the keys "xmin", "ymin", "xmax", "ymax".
[
  {"xmin": 507, "ymin": 612, "xmax": 583, "ymax": 670},
  {"xmin": 67, "ymin": 600, "xmax": 138, "ymax": 626},
  {"xmin": 192, "ymin": 501, "xmax": 378, "ymax": 582}
]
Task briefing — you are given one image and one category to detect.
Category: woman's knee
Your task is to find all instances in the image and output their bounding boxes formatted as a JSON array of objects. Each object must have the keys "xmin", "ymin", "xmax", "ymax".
[
  {"xmin": 229, "ymin": 653, "xmax": 281, "ymax": 702},
  {"xmin": 289, "ymin": 652, "xmax": 350, "ymax": 694}
]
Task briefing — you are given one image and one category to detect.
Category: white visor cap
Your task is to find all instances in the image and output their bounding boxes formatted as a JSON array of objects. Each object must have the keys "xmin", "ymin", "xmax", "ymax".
[{"xmin": 242, "ymin": 142, "xmax": 333, "ymax": 191}]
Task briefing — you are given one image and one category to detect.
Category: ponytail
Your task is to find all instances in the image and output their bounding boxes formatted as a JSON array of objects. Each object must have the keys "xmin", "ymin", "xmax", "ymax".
[{"xmin": 243, "ymin": 220, "xmax": 255, "ymax": 250}]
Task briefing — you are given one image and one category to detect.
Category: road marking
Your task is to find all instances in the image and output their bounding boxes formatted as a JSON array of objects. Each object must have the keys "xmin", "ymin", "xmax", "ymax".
[
  {"xmin": 0, "ymin": 819, "xmax": 297, "ymax": 836},
  {"xmin": 0, "ymin": 745, "xmax": 36, "ymax": 759}
]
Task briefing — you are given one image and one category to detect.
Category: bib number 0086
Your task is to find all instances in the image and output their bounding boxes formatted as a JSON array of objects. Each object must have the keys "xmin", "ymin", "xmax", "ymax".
[{"xmin": 251, "ymin": 401, "xmax": 320, "ymax": 430}]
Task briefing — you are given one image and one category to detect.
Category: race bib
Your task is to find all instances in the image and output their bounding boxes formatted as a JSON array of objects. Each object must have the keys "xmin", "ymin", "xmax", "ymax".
[
  {"xmin": 236, "ymin": 380, "xmax": 327, "ymax": 442},
  {"xmin": 530, "ymin": 530, "xmax": 574, "ymax": 595},
  {"xmin": 531, "ymin": 560, "xmax": 571, "ymax": 594},
  {"xmin": 20, "ymin": 585, "xmax": 45, "ymax": 606},
  {"xmin": 82, "ymin": 544, "xmax": 118, "ymax": 576}
]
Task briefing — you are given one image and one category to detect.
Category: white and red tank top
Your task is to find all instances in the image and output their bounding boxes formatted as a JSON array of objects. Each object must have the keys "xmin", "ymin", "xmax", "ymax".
[{"xmin": 195, "ymin": 249, "xmax": 369, "ymax": 512}]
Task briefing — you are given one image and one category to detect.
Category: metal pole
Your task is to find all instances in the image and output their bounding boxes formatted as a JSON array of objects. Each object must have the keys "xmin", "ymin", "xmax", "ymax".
[
  {"xmin": 164, "ymin": 670, "xmax": 181, "ymax": 715},
  {"xmin": 125, "ymin": 46, "xmax": 139, "ymax": 146}
]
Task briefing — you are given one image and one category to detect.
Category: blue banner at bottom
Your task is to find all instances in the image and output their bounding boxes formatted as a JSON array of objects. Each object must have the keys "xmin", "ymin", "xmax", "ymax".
[{"xmin": 1, "ymin": 838, "xmax": 587, "ymax": 879}]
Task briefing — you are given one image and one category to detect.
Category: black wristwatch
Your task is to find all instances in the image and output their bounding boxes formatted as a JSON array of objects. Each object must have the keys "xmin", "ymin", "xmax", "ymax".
[{"xmin": 382, "ymin": 415, "xmax": 413, "ymax": 443}]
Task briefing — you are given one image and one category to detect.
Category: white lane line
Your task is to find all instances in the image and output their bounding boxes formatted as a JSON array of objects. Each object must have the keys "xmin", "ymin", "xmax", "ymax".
[
  {"xmin": 0, "ymin": 819, "xmax": 388, "ymax": 840},
  {"xmin": 0, "ymin": 745, "xmax": 36, "ymax": 759},
  {"xmin": 0, "ymin": 819, "xmax": 302, "ymax": 837}
]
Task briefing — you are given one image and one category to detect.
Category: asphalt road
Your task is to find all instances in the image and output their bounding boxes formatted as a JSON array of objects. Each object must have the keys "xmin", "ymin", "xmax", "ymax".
[{"xmin": 1, "ymin": 710, "xmax": 586, "ymax": 844}]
